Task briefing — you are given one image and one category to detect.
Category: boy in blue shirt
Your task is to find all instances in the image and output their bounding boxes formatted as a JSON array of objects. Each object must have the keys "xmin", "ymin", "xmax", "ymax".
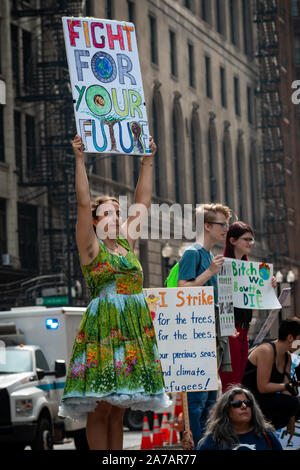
[{"xmin": 178, "ymin": 203, "xmax": 232, "ymax": 448}]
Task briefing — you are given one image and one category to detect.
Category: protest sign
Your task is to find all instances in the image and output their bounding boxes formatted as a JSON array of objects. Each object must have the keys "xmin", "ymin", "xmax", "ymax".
[
  {"xmin": 223, "ymin": 258, "xmax": 281, "ymax": 310},
  {"xmin": 276, "ymin": 353, "xmax": 300, "ymax": 450},
  {"xmin": 217, "ymin": 262, "xmax": 235, "ymax": 336},
  {"xmin": 62, "ymin": 17, "xmax": 150, "ymax": 155},
  {"xmin": 253, "ymin": 288, "xmax": 290, "ymax": 346},
  {"xmin": 143, "ymin": 287, "xmax": 218, "ymax": 393}
]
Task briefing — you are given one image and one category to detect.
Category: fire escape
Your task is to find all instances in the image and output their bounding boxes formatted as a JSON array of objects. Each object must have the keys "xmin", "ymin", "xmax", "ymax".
[
  {"xmin": 10, "ymin": 0, "xmax": 87, "ymax": 306},
  {"xmin": 254, "ymin": 0, "xmax": 293, "ymax": 267}
]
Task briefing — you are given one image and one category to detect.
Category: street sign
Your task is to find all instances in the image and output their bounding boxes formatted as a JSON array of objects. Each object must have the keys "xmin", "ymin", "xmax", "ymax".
[{"xmin": 36, "ymin": 296, "xmax": 68, "ymax": 306}]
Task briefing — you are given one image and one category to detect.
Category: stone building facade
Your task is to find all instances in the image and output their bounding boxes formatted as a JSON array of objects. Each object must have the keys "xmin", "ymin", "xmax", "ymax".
[{"xmin": 1, "ymin": 0, "xmax": 298, "ymax": 327}]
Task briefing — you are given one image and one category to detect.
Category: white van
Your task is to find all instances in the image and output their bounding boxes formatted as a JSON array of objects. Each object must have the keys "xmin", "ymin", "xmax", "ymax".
[{"xmin": 0, "ymin": 306, "xmax": 88, "ymax": 450}]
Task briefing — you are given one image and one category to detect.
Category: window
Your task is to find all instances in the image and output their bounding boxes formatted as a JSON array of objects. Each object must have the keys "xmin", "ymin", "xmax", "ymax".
[
  {"xmin": 14, "ymin": 111, "xmax": 22, "ymax": 171},
  {"xmin": 247, "ymin": 86, "xmax": 253, "ymax": 124},
  {"xmin": 22, "ymin": 30, "xmax": 32, "ymax": 89},
  {"xmin": 105, "ymin": 0, "xmax": 113, "ymax": 19},
  {"xmin": 201, "ymin": 0, "xmax": 211, "ymax": 23},
  {"xmin": 295, "ymin": 35, "xmax": 300, "ymax": 65},
  {"xmin": 172, "ymin": 101, "xmax": 185, "ymax": 203},
  {"xmin": 18, "ymin": 202, "xmax": 38, "ymax": 271},
  {"xmin": 191, "ymin": 112, "xmax": 202, "ymax": 206},
  {"xmin": 172, "ymin": 109, "xmax": 180, "ymax": 203},
  {"xmin": 139, "ymin": 241, "xmax": 149, "ymax": 287},
  {"xmin": 208, "ymin": 119, "xmax": 218, "ymax": 202},
  {"xmin": 216, "ymin": 0, "xmax": 226, "ymax": 36},
  {"xmin": 292, "ymin": 0, "xmax": 300, "ymax": 16},
  {"xmin": 236, "ymin": 135, "xmax": 246, "ymax": 220},
  {"xmin": 185, "ymin": 0, "xmax": 191, "ymax": 8},
  {"xmin": 234, "ymin": 76, "xmax": 241, "ymax": 116},
  {"xmin": 26, "ymin": 115, "xmax": 36, "ymax": 175},
  {"xmin": 242, "ymin": 0, "xmax": 253, "ymax": 56},
  {"xmin": 205, "ymin": 56, "xmax": 212, "ymax": 98},
  {"xmin": 133, "ymin": 157, "xmax": 139, "ymax": 186},
  {"xmin": 188, "ymin": 43, "xmax": 195, "ymax": 88},
  {"xmin": 250, "ymin": 142, "xmax": 260, "ymax": 229},
  {"xmin": 11, "ymin": 24, "xmax": 20, "ymax": 94},
  {"xmin": 152, "ymin": 96, "xmax": 161, "ymax": 196},
  {"xmin": 35, "ymin": 350, "xmax": 50, "ymax": 371},
  {"xmin": 0, "ymin": 106, "xmax": 4, "ymax": 162},
  {"xmin": 0, "ymin": 198, "xmax": 7, "ymax": 257},
  {"xmin": 127, "ymin": 0, "xmax": 135, "ymax": 22},
  {"xmin": 169, "ymin": 30, "xmax": 177, "ymax": 77},
  {"xmin": 220, "ymin": 67, "xmax": 227, "ymax": 108},
  {"xmin": 149, "ymin": 15, "xmax": 158, "ymax": 65},
  {"xmin": 229, "ymin": 0, "xmax": 239, "ymax": 46},
  {"xmin": 111, "ymin": 156, "xmax": 118, "ymax": 181}
]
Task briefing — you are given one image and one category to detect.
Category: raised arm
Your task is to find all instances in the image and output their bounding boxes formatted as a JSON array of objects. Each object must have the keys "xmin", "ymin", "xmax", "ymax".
[
  {"xmin": 122, "ymin": 136, "xmax": 157, "ymax": 250},
  {"xmin": 73, "ymin": 135, "xmax": 99, "ymax": 265}
]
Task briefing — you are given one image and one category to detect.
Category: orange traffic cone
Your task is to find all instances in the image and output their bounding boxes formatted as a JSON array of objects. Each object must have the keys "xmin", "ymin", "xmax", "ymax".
[
  {"xmin": 140, "ymin": 416, "xmax": 152, "ymax": 450},
  {"xmin": 174, "ymin": 393, "xmax": 183, "ymax": 418},
  {"xmin": 160, "ymin": 412, "xmax": 170, "ymax": 444},
  {"xmin": 169, "ymin": 426, "xmax": 179, "ymax": 445},
  {"xmin": 152, "ymin": 414, "xmax": 163, "ymax": 447}
]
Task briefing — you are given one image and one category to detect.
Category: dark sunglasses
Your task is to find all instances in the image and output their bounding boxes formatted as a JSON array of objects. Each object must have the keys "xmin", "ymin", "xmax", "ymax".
[{"xmin": 230, "ymin": 399, "xmax": 252, "ymax": 408}]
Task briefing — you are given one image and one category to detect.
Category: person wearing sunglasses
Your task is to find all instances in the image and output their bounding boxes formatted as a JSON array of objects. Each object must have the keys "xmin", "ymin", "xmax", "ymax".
[
  {"xmin": 219, "ymin": 221, "xmax": 277, "ymax": 393},
  {"xmin": 196, "ymin": 386, "xmax": 282, "ymax": 450}
]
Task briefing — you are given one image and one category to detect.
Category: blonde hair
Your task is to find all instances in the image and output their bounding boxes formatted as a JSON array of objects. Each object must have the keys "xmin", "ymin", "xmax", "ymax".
[
  {"xmin": 195, "ymin": 203, "xmax": 232, "ymax": 224},
  {"xmin": 91, "ymin": 195, "xmax": 119, "ymax": 219}
]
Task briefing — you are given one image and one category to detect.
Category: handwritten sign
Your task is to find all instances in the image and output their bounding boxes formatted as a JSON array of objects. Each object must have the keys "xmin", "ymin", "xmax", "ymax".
[
  {"xmin": 217, "ymin": 263, "xmax": 235, "ymax": 336},
  {"xmin": 253, "ymin": 288, "xmax": 290, "ymax": 346},
  {"xmin": 62, "ymin": 17, "xmax": 150, "ymax": 155},
  {"xmin": 143, "ymin": 287, "xmax": 218, "ymax": 393},
  {"xmin": 223, "ymin": 258, "xmax": 281, "ymax": 310}
]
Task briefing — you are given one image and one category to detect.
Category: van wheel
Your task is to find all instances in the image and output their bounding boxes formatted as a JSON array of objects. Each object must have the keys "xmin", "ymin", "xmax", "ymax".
[{"xmin": 31, "ymin": 417, "xmax": 53, "ymax": 451}]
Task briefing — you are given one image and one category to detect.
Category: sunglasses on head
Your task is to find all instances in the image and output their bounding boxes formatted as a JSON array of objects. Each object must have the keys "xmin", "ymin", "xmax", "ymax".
[{"xmin": 230, "ymin": 399, "xmax": 252, "ymax": 408}]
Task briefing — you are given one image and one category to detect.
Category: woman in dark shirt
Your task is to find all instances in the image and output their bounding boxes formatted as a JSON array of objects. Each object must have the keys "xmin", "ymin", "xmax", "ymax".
[
  {"xmin": 197, "ymin": 385, "xmax": 282, "ymax": 450},
  {"xmin": 219, "ymin": 221, "xmax": 277, "ymax": 392},
  {"xmin": 242, "ymin": 319, "xmax": 300, "ymax": 433}
]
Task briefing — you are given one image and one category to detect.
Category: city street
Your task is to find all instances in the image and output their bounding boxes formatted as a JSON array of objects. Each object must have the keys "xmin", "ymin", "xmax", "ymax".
[{"xmin": 24, "ymin": 428, "xmax": 142, "ymax": 451}]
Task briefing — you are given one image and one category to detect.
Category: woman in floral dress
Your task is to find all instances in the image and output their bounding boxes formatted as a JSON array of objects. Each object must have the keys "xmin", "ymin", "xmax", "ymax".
[{"xmin": 58, "ymin": 135, "xmax": 171, "ymax": 450}]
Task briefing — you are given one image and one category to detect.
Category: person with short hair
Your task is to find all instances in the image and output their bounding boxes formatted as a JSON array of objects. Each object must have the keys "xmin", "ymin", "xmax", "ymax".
[
  {"xmin": 178, "ymin": 203, "xmax": 232, "ymax": 447},
  {"xmin": 242, "ymin": 319, "xmax": 300, "ymax": 435},
  {"xmin": 197, "ymin": 386, "xmax": 282, "ymax": 450}
]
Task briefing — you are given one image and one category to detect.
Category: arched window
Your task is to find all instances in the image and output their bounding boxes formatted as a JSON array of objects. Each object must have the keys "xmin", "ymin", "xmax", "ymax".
[
  {"xmin": 223, "ymin": 122, "xmax": 234, "ymax": 209},
  {"xmin": 190, "ymin": 109, "xmax": 203, "ymax": 206},
  {"xmin": 152, "ymin": 86, "xmax": 166, "ymax": 198},
  {"xmin": 236, "ymin": 132, "xmax": 247, "ymax": 220},
  {"xmin": 172, "ymin": 96, "xmax": 185, "ymax": 203},
  {"xmin": 208, "ymin": 115, "xmax": 219, "ymax": 202},
  {"xmin": 249, "ymin": 140, "xmax": 260, "ymax": 230}
]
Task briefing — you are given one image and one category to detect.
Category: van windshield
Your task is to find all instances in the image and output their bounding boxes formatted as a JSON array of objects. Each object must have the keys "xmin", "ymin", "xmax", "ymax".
[{"xmin": 0, "ymin": 349, "xmax": 32, "ymax": 373}]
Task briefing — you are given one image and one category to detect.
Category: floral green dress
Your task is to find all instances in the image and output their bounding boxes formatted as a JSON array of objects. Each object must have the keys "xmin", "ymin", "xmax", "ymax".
[{"xmin": 59, "ymin": 235, "xmax": 170, "ymax": 419}]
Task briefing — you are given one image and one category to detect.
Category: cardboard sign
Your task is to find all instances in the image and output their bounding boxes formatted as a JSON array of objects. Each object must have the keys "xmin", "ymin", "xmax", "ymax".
[
  {"xmin": 276, "ymin": 354, "xmax": 300, "ymax": 449},
  {"xmin": 253, "ymin": 288, "xmax": 291, "ymax": 346},
  {"xmin": 217, "ymin": 262, "xmax": 235, "ymax": 336},
  {"xmin": 143, "ymin": 287, "xmax": 218, "ymax": 393},
  {"xmin": 62, "ymin": 17, "xmax": 150, "ymax": 155},
  {"xmin": 224, "ymin": 258, "xmax": 281, "ymax": 310}
]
